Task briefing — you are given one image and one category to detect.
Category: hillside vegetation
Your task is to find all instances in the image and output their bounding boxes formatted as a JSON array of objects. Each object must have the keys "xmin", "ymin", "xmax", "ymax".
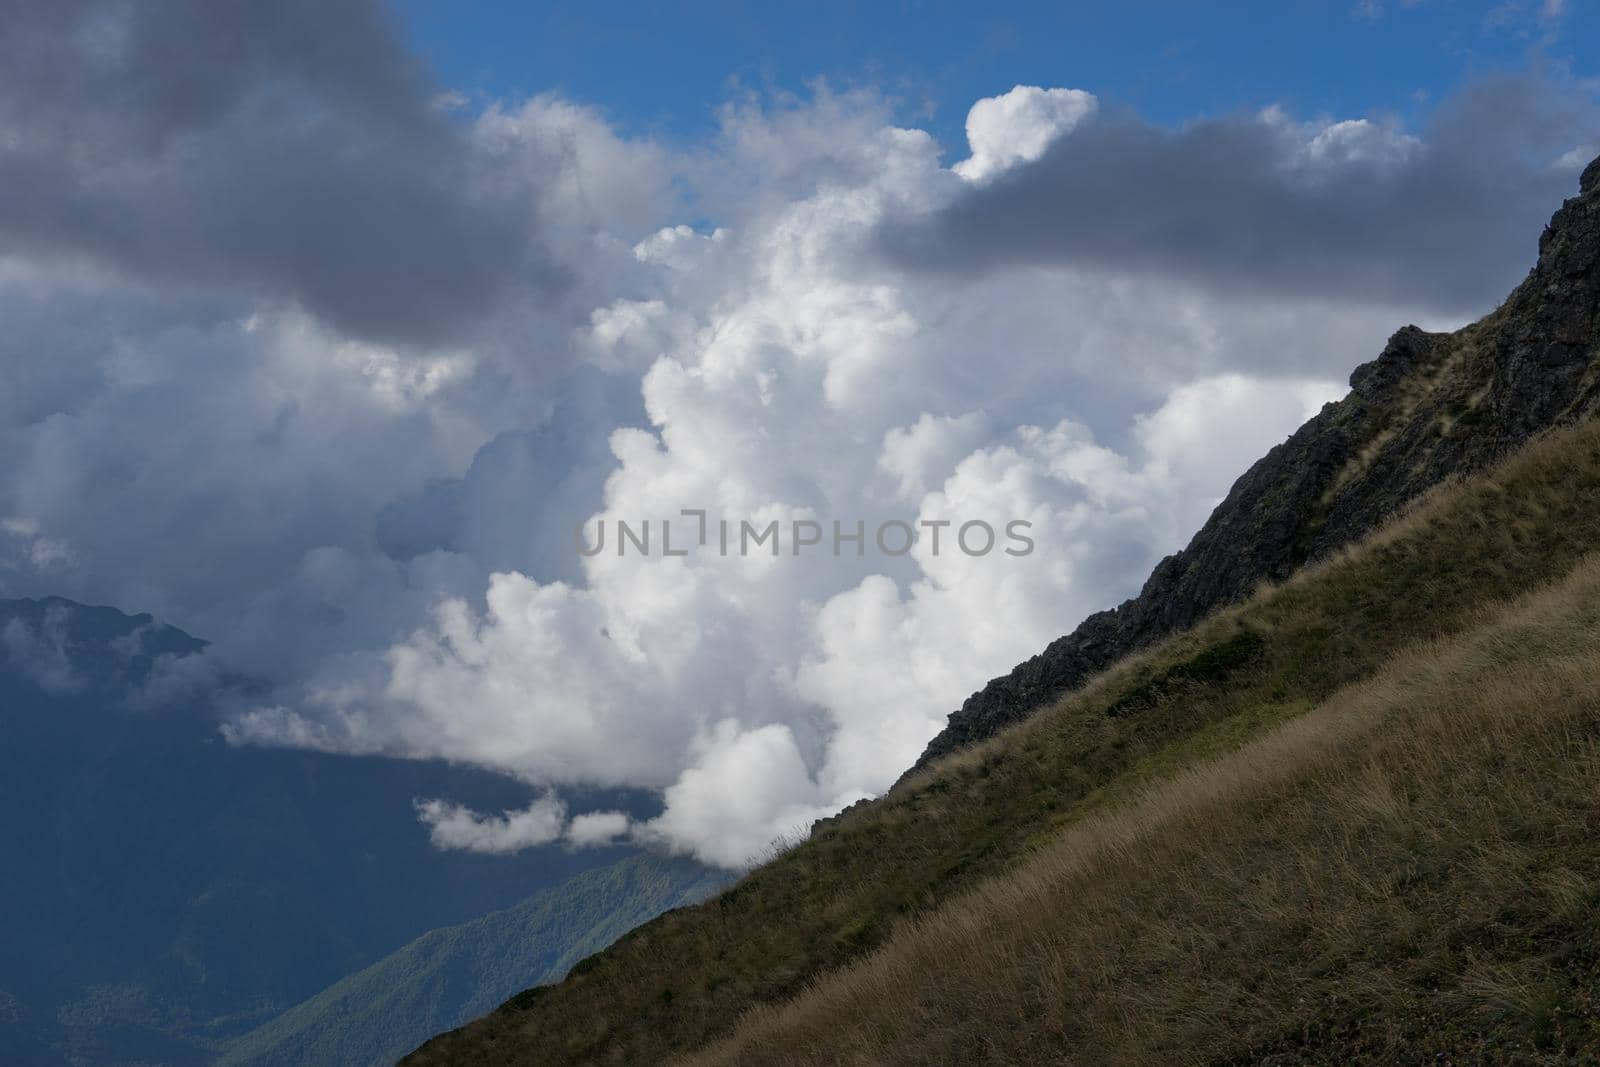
[
  {"xmin": 695, "ymin": 552, "xmax": 1600, "ymax": 1063},
  {"xmin": 407, "ymin": 413, "xmax": 1600, "ymax": 1063}
]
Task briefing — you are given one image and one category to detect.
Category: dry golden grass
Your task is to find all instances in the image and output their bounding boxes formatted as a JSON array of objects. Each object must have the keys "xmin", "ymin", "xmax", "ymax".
[
  {"xmin": 405, "ymin": 420, "xmax": 1600, "ymax": 1066},
  {"xmin": 689, "ymin": 557, "xmax": 1600, "ymax": 1064}
]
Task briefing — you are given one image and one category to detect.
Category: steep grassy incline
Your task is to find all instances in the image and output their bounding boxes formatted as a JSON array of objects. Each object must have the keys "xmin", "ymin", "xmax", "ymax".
[
  {"xmin": 405, "ymin": 414, "xmax": 1600, "ymax": 1064},
  {"xmin": 220, "ymin": 854, "xmax": 727, "ymax": 1067},
  {"xmin": 696, "ymin": 552, "xmax": 1600, "ymax": 1064}
]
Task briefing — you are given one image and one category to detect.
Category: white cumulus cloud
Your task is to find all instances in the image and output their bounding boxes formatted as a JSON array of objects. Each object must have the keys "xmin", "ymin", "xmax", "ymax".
[
  {"xmin": 414, "ymin": 794, "xmax": 568, "ymax": 854},
  {"xmin": 954, "ymin": 85, "xmax": 1098, "ymax": 183},
  {"xmin": 565, "ymin": 810, "xmax": 632, "ymax": 848},
  {"xmin": 269, "ymin": 96, "xmax": 1355, "ymax": 867},
  {"xmin": 5, "ymin": 59, "xmax": 1587, "ymax": 869}
]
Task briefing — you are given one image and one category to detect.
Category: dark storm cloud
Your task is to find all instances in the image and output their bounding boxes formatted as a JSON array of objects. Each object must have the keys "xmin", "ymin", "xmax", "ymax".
[
  {"xmin": 880, "ymin": 77, "xmax": 1599, "ymax": 317},
  {"xmin": 0, "ymin": 0, "xmax": 551, "ymax": 345}
]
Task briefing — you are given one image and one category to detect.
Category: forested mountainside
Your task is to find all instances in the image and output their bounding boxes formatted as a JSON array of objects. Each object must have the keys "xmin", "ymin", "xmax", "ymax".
[{"xmin": 219, "ymin": 854, "xmax": 727, "ymax": 1067}]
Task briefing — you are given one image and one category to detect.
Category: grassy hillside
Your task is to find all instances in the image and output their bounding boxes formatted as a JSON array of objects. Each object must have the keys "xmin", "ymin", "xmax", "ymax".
[
  {"xmin": 695, "ymin": 555, "xmax": 1600, "ymax": 1063},
  {"xmin": 406, "ymin": 417, "xmax": 1600, "ymax": 1065},
  {"xmin": 219, "ymin": 854, "xmax": 727, "ymax": 1067}
]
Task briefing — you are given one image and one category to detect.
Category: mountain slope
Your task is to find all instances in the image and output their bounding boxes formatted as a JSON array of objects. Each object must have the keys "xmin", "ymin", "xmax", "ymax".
[
  {"xmin": 693, "ymin": 552, "xmax": 1600, "ymax": 1063},
  {"xmin": 908, "ymin": 153, "xmax": 1600, "ymax": 774},
  {"xmin": 403, "ymin": 161, "xmax": 1600, "ymax": 1063},
  {"xmin": 220, "ymin": 853, "xmax": 729, "ymax": 1067},
  {"xmin": 0, "ymin": 597, "xmax": 666, "ymax": 1064},
  {"xmin": 406, "ymin": 403, "xmax": 1600, "ymax": 1066}
]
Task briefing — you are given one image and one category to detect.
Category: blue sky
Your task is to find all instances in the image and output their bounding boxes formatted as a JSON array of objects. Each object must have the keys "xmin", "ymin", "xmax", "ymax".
[{"xmin": 396, "ymin": 0, "xmax": 1594, "ymax": 149}]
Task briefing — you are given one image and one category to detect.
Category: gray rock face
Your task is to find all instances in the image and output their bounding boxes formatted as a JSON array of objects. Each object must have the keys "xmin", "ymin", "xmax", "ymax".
[{"xmin": 905, "ymin": 155, "xmax": 1600, "ymax": 778}]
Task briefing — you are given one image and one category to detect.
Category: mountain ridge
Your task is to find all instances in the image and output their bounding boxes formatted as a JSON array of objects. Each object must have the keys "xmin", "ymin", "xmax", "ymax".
[
  {"xmin": 907, "ymin": 152, "xmax": 1600, "ymax": 774},
  {"xmin": 219, "ymin": 853, "xmax": 729, "ymax": 1067}
]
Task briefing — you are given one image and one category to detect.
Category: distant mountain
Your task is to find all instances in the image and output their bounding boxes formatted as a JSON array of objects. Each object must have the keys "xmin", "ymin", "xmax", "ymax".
[
  {"xmin": 0, "ymin": 596, "xmax": 708, "ymax": 1065},
  {"xmin": 908, "ymin": 152, "xmax": 1600, "ymax": 774},
  {"xmin": 219, "ymin": 853, "xmax": 728, "ymax": 1067}
]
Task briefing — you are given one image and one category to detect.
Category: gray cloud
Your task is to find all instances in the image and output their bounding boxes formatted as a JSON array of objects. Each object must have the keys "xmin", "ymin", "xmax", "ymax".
[
  {"xmin": 879, "ymin": 76, "xmax": 1599, "ymax": 318},
  {"xmin": 1, "ymin": 612, "xmax": 82, "ymax": 694},
  {"xmin": 374, "ymin": 365, "xmax": 643, "ymax": 579},
  {"xmin": 0, "ymin": 0, "xmax": 554, "ymax": 346}
]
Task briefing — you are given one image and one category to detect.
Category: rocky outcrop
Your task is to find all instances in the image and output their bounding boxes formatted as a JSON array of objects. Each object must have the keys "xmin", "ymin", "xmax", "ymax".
[{"xmin": 905, "ymin": 154, "xmax": 1600, "ymax": 777}]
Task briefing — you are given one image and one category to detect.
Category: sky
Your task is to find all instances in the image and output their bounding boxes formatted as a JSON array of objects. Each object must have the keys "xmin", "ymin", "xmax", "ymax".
[
  {"xmin": 395, "ymin": 0, "xmax": 1597, "ymax": 144},
  {"xmin": 1, "ymin": 0, "xmax": 1597, "ymax": 868}
]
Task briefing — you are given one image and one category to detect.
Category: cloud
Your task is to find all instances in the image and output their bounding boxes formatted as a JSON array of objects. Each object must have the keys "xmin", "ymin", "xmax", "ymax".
[
  {"xmin": 165, "ymin": 82, "xmax": 1595, "ymax": 866},
  {"xmin": 1, "ymin": 517, "xmax": 73, "ymax": 573},
  {"xmin": 879, "ymin": 76, "xmax": 1599, "ymax": 317},
  {"xmin": 1, "ymin": 613, "xmax": 82, "ymax": 694},
  {"xmin": 3, "ymin": 12, "xmax": 1595, "ymax": 871},
  {"xmin": 0, "ymin": 90, "xmax": 665, "ymax": 678},
  {"xmin": 879, "ymin": 413, "xmax": 990, "ymax": 502},
  {"xmin": 638, "ymin": 721, "xmax": 841, "ymax": 869},
  {"xmin": 0, "ymin": 0, "xmax": 675, "ymax": 347},
  {"xmin": 565, "ymin": 810, "xmax": 631, "ymax": 848},
  {"xmin": 244, "ymin": 91, "xmax": 1364, "ymax": 865},
  {"xmin": 414, "ymin": 794, "xmax": 568, "ymax": 854},
  {"xmin": 954, "ymin": 86, "xmax": 1098, "ymax": 183}
]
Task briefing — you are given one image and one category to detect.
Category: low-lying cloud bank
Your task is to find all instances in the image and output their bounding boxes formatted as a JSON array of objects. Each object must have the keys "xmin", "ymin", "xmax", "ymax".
[{"xmin": 3, "ymin": 4, "xmax": 1596, "ymax": 867}]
